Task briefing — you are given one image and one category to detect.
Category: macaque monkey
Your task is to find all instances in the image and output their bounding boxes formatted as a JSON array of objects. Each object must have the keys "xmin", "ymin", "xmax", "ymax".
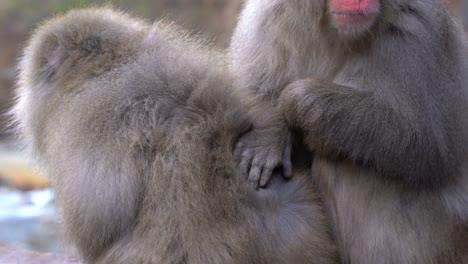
[
  {"xmin": 231, "ymin": 0, "xmax": 468, "ymax": 263},
  {"xmin": 13, "ymin": 8, "xmax": 338, "ymax": 264}
]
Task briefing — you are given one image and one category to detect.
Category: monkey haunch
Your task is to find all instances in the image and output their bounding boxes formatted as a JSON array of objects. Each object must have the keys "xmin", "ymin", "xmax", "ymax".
[
  {"xmin": 13, "ymin": 9, "xmax": 337, "ymax": 264},
  {"xmin": 231, "ymin": 0, "xmax": 468, "ymax": 263}
]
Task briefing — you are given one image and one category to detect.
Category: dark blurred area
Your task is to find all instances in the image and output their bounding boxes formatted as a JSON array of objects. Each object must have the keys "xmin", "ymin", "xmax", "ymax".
[{"xmin": 0, "ymin": 0, "xmax": 464, "ymax": 256}]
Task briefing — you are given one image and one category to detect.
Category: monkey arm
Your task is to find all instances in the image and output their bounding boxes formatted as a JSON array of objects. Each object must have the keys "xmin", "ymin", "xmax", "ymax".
[{"xmin": 279, "ymin": 78, "xmax": 455, "ymax": 187}]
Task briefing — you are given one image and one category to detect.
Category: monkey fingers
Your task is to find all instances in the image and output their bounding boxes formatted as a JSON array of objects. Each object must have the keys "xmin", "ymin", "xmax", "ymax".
[
  {"xmin": 233, "ymin": 141, "xmax": 245, "ymax": 164},
  {"xmin": 235, "ymin": 134, "xmax": 286, "ymax": 188},
  {"xmin": 238, "ymin": 145, "xmax": 254, "ymax": 177},
  {"xmin": 281, "ymin": 133, "xmax": 293, "ymax": 179},
  {"xmin": 248, "ymin": 156, "xmax": 263, "ymax": 189},
  {"xmin": 248, "ymin": 154, "xmax": 277, "ymax": 189},
  {"xmin": 249, "ymin": 143, "xmax": 292, "ymax": 188}
]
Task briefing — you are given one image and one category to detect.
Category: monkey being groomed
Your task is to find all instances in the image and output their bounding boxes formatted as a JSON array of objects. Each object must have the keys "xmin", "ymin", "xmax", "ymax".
[{"xmin": 12, "ymin": 9, "xmax": 338, "ymax": 264}]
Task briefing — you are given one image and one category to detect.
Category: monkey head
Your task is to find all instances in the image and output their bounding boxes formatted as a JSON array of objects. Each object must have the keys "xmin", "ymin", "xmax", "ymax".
[{"xmin": 242, "ymin": 0, "xmax": 417, "ymax": 42}]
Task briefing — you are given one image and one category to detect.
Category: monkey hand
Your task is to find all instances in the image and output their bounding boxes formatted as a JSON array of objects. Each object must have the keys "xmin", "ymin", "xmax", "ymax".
[{"xmin": 234, "ymin": 122, "xmax": 293, "ymax": 189}]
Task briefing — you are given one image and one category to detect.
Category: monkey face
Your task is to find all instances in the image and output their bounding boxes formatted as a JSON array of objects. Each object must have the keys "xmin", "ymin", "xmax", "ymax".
[
  {"xmin": 327, "ymin": 0, "xmax": 381, "ymax": 38},
  {"xmin": 326, "ymin": 0, "xmax": 418, "ymax": 40}
]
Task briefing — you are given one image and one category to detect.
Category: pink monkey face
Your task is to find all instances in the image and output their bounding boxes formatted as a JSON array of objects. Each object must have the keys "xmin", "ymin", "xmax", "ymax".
[{"xmin": 328, "ymin": 0, "xmax": 381, "ymax": 37}]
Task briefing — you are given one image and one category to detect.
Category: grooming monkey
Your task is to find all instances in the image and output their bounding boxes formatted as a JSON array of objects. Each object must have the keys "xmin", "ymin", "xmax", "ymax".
[
  {"xmin": 231, "ymin": 0, "xmax": 468, "ymax": 263},
  {"xmin": 13, "ymin": 8, "xmax": 338, "ymax": 264}
]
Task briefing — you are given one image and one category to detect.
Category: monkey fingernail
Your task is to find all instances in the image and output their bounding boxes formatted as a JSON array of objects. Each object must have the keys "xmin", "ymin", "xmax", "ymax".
[
  {"xmin": 233, "ymin": 147, "xmax": 242, "ymax": 161},
  {"xmin": 260, "ymin": 168, "xmax": 273, "ymax": 187},
  {"xmin": 284, "ymin": 168, "xmax": 293, "ymax": 179},
  {"xmin": 240, "ymin": 159, "xmax": 252, "ymax": 177},
  {"xmin": 248, "ymin": 166, "xmax": 261, "ymax": 188},
  {"xmin": 259, "ymin": 179, "xmax": 266, "ymax": 188}
]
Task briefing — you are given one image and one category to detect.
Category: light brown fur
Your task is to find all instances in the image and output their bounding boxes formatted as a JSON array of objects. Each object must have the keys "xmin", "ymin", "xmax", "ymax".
[{"xmin": 13, "ymin": 8, "xmax": 338, "ymax": 264}]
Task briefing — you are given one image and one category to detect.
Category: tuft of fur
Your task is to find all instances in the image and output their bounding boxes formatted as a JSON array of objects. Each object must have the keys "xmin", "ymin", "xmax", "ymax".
[{"xmin": 13, "ymin": 8, "xmax": 338, "ymax": 264}]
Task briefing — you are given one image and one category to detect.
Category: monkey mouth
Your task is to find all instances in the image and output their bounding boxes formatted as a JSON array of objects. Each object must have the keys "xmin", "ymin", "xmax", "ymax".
[{"xmin": 331, "ymin": 11, "xmax": 375, "ymax": 28}]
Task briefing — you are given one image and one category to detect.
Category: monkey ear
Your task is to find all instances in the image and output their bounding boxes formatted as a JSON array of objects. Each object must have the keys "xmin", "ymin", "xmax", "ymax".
[{"xmin": 21, "ymin": 8, "xmax": 147, "ymax": 86}]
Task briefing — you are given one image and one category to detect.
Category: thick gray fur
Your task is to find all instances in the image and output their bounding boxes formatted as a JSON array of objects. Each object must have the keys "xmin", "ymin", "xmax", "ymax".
[
  {"xmin": 13, "ymin": 8, "xmax": 338, "ymax": 264},
  {"xmin": 230, "ymin": 0, "xmax": 468, "ymax": 263}
]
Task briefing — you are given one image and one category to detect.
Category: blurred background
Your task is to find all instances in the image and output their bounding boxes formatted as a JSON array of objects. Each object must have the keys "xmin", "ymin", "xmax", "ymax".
[{"xmin": 0, "ymin": 0, "xmax": 465, "ymax": 256}]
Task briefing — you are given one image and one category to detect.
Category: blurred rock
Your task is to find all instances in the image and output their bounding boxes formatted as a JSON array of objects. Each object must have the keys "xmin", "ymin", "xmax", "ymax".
[{"xmin": 0, "ymin": 153, "xmax": 48, "ymax": 191}]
